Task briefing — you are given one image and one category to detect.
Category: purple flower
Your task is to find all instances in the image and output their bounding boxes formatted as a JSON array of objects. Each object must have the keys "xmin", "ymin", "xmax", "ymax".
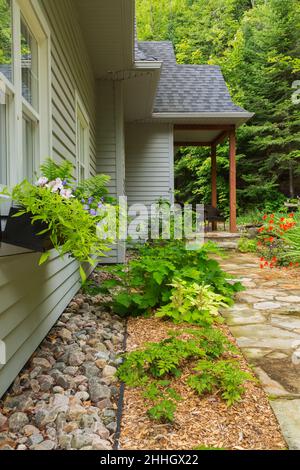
[
  {"xmin": 98, "ymin": 202, "xmax": 104, "ymax": 209},
  {"xmin": 88, "ymin": 197, "xmax": 94, "ymax": 204},
  {"xmin": 81, "ymin": 199, "xmax": 85, "ymax": 204},
  {"xmin": 90, "ymin": 209, "xmax": 97, "ymax": 216},
  {"xmin": 83, "ymin": 204, "xmax": 90, "ymax": 211},
  {"xmin": 62, "ymin": 180, "xmax": 67, "ymax": 186}
]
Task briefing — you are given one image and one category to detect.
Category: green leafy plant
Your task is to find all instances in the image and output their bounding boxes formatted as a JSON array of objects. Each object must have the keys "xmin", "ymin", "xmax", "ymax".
[
  {"xmin": 148, "ymin": 399, "xmax": 177, "ymax": 423},
  {"xmin": 75, "ymin": 174, "xmax": 114, "ymax": 204},
  {"xmin": 1, "ymin": 159, "xmax": 114, "ymax": 281},
  {"xmin": 100, "ymin": 240, "xmax": 243, "ymax": 316},
  {"xmin": 39, "ymin": 158, "xmax": 74, "ymax": 183},
  {"xmin": 117, "ymin": 332, "xmax": 206, "ymax": 386},
  {"xmin": 237, "ymin": 237, "xmax": 257, "ymax": 253},
  {"xmin": 143, "ymin": 381, "xmax": 181, "ymax": 423},
  {"xmin": 155, "ymin": 279, "xmax": 228, "ymax": 326},
  {"xmin": 187, "ymin": 359, "xmax": 253, "ymax": 406}
]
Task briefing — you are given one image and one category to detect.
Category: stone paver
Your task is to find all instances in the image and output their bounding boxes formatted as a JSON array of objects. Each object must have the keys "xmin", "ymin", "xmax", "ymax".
[{"xmin": 220, "ymin": 252, "xmax": 300, "ymax": 450}]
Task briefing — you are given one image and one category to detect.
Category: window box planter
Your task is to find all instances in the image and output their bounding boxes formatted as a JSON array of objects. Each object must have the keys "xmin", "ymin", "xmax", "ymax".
[{"xmin": 1, "ymin": 206, "xmax": 52, "ymax": 252}]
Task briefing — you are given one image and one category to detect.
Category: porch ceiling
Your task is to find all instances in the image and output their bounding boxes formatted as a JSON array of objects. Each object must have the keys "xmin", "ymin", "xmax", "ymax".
[
  {"xmin": 173, "ymin": 121, "xmax": 253, "ymax": 146},
  {"xmin": 74, "ymin": 0, "xmax": 135, "ymax": 78}
]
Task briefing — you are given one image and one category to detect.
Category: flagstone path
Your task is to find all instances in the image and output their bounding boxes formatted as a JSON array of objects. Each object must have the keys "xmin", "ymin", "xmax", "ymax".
[{"xmin": 219, "ymin": 252, "xmax": 300, "ymax": 450}]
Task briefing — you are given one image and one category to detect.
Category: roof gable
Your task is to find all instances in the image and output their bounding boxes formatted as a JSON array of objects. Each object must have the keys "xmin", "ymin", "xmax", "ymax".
[{"xmin": 136, "ymin": 41, "xmax": 247, "ymax": 115}]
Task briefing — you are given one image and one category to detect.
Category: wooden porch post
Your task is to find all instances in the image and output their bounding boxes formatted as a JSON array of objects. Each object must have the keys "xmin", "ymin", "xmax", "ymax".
[
  {"xmin": 229, "ymin": 129, "xmax": 237, "ymax": 233},
  {"xmin": 211, "ymin": 144, "xmax": 217, "ymax": 231}
]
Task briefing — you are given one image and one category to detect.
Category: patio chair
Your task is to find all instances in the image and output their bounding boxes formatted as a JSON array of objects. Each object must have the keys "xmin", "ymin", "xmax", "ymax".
[{"xmin": 204, "ymin": 205, "xmax": 226, "ymax": 231}]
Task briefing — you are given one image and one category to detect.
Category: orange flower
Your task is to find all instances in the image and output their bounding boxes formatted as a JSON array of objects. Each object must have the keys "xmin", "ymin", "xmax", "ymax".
[
  {"xmin": 269, "ymin": 237, "xmax": 274, "ymax": 243},
  {"xmin": 262, "ymin": 215, "xmax": 268, "ymax": 220},
  {"xmin": 260, "ymin": 257, "xmax": 265, "ymax": 262},
  {"xmin": 289, "ymin": 213, "xmax": 294, "ymax": 218},
  {"xmin": 260, "ymin": 264, "xmax": 264, "ymax": 269}
]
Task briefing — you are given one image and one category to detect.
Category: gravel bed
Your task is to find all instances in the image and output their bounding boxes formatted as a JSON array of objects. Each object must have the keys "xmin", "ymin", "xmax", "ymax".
[{"xmin": 0, "ymin": 292, "xmax": 125, "ymax": 451}]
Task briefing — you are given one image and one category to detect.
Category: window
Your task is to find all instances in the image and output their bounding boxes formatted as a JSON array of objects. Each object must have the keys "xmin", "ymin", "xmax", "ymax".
[
  {"xmin": 0, "ymin": 0, "xmax": 50, "ymax": 187},
  {"xmin": 76, "ymin": 98, "xmax": 89, "ymax": 182},
  {"xmin": 21, "ymin": 17, "xmax": 38, "ymax": 110},
  {"xmin": 0, "ymin": 0, "xmax": 13, "ymax": 83},
  {"xmin": 0, "ymin": 95, "xmax": 8, "ymax": 185},
  {"xmin": 22, "ymin": 114, "xmax": 35, "ymax": 181}
]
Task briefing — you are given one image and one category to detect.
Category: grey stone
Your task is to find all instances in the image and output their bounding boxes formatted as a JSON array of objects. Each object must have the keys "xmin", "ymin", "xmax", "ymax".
[
  {"xmin": 17, "ymin": 444, "xmax": 27, "ymax": 450},
  {"xmin": 23, "ymin": 425, "xmax": 40, "ymax": 436},
  {"xmin": 271, "ymin": 314, "xmax": 300, "ymax": 331},
  {"xmin": 58, "ymin": 328, "xmax": 72, "ymax": 342},
  {"xmin": 71, "ymin": 430, "xmax": 94, "ymax": 449},
  {"xmin": 276, "ymin": 295, "xmax": 300, "ymax": 303},
  {"xmin": 58, "ymin": 433, "xmax": 72, "ymax": 450},
  {"xmin": 102, "ymin": 365, "xmax": 117, "ymax": 378},
  {"xmin": 4, "ymin": 394, "xmax": 33, "ymax": 412},
  {"xmin": 30, "ymin": 379, "xmax": 40, "ymax": 393},
  {"xmin": 34, "ymin": 409, "xmax": 58, "ymax": 428},
  {"xmin": 106, "ymin": 422, "xmax": 117, "ymax": 433},
  {"xmin": 75, "ymin": 391, "xmax": 90, "ymax": 402},
  {"xmin": 32, "ymin": 440, "xmax": 55, "ymax": 451},
  {"xmin": 92, "ymin": 438, "xmax": 112, "ymax": 450},
  {"xmin": 230, "ymin": 324, "xmax": 300, "ymax": 350},
  {"xmin": 68, "ymin": 351, "xmax": 85, "ymax": 366},
  {"xmin": 56, "ymin": 375, "xmax": 72, "ymax": 390},
  {"xmin": 88, "ymin": 378, "xmax": 111, "ymax": 402},
  {"xmin": 32, "ymin": 358, "xmax": 52, "ymax": 370},
  {"xmin": 38, "ymin": 375, "xmax": 55, "ymax": 392},
  {"xmin": 254, "ymin": 367, "xmax": 291, "ymax": 397},
  {"xmin": 82, "ymin": 362, "xmax": 100, "ymax": 379},
  {"xmin": 95, "ymin": 349, "xmax": 109, "ymax": 359},
  {"xmin": 28, "ymin": 433, "xmax": 44, "ymax": 446},
  {"xmin": 8, "ymin": 412, "xmax": 29, "ymax": 432},
  {"xmin": 271, "ymin": 399, "xmax": 300, "ymax": 450},
  {"xmin": 30, "ymin": 367, "xmax": 42, "ymax": 379},
  {"xmin": 254, "ymin": 301, "xmax": 283, "ymax": 310},
  {"xmin": 53, "ymin": 386, "xmax": 64, "ymax": 394},
  {"xmin": 64, "ymin": 366, "xmax": 78, "ymax": 377},
  {"xmin": 51, "ymin": 394, "xmax": 69, "ymax": 412}
]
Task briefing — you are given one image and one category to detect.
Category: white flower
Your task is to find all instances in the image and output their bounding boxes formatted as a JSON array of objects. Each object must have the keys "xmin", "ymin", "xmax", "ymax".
[
  {"xmin": 60, "ymin": 188, "xmax": 74, "ymax": 199},
  {"xmin": 46, "ymin": 178, "xmax": 64, "ymax": 193},
  {"xmin": 36, "ymin": 176, "xmax": 49, "ymax": 187}
]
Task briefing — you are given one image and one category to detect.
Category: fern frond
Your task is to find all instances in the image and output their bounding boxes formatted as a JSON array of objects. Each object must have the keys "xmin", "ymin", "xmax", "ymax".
[
  {"xmin": 75, "ymin": 174, "xmax": 110, "ymax": 200},
  {"xmin": 40, "ymin": 158, "xmax": 74, "ymax": 182}
]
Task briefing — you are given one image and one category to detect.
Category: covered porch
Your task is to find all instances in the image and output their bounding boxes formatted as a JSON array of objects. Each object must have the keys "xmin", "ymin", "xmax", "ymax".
[{"xmin": 173, "ymin": 120, "xmax": 248, "ymax": 233}]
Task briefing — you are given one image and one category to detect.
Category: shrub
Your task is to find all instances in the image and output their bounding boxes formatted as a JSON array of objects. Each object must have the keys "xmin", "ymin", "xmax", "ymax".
[
  {"xmin": 155, "ymin": 279, "xmax": 228, "ymax": 326},
  {"xmin": 187, "ymin": 359, "xmax": 253, "ymax": 406},
  {"xmin": 100, "ymin": 240, "xmax": 243, "ymax": 316},
  {"xmin": 237, "ymin": 237, "xmax": 257, "ymax": 253}
]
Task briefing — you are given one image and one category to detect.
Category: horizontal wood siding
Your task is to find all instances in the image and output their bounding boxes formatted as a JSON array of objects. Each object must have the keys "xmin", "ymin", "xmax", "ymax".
[
  {"xmin": 0, "ymin": 0, "xmax": 96, "ymax": 398},
  {"xmin": 125, "ymin": 123, "xmax": 173, "ymax": 208}
]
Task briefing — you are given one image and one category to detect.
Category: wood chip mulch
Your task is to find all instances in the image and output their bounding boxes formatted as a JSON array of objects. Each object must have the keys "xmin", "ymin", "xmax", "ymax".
[{"xmin": 120, "ymin": 317, "xmax": 286, "ymax": 450}]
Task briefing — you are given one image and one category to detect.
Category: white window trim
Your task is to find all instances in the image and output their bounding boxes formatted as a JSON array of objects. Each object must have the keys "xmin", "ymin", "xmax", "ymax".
[
  {"xmin": 0, "ymin": 0, "xmax": 51, "ymax": 186},
  {"xmin": 75, "ymin": 91, "xmax": 90, "ymax": 182}
]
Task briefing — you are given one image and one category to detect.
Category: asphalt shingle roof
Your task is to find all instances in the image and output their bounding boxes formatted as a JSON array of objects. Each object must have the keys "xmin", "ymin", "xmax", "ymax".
[{"xmin": 136, "ymin": 41, "xmax": 247, "ymax": 114}]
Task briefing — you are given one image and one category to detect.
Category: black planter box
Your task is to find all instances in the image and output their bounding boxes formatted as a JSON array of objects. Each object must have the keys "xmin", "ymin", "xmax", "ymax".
[{"xmin": 1, "ymin": 207, "xmax": 53, "ymax": 252}]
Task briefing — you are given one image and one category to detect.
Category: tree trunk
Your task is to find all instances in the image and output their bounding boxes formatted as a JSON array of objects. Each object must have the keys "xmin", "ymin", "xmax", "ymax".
[{"xmin": 289, "ymin": 161, "xmax": 294, "ymax": 199}]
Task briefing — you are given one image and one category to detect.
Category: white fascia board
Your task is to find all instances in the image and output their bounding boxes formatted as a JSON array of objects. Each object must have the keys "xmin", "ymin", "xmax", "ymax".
[
  {"xmin": 152, "ymin": 112, "xmax": 254, "ymax": 119},
  {"xmin": 133, "ymin": 61, "xmax": 162, "ymax": 70}
]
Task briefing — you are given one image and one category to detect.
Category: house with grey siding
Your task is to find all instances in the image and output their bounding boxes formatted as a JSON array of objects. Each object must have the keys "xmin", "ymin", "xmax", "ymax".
[{"xmin": 0, "ymin": 0, "xmax": 252, "ymax": 398}]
